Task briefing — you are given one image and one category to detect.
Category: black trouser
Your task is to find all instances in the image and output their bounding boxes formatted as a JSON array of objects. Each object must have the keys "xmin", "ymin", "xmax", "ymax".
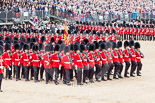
[
  {"xmin": 64, "ymin": 69, "xmax": 70, "ymax": 83},
  {"xmin": 77, "ymin": 68, "xmax": 82, "ymax": 84},
  {"xmin": 21, "ymin": 64, "xmax": 25, "ymax": 78},
  {"xmin": 53, "ymin": 67, "xmax": 59, "ymax": 83},
  {"xmin": 0, "ymin": 74, "xmax": 3, "ymax": 90},
  {"xmin": 15, "ymin": 66, "xmax": 20, "ymax": 80},
  {"xmin": 89, "ymin": 67, "xmax": 94, "ymax": 80},
  {"xmin": 95, "ymin": 64, "xmax": 102, "ymax": 80},
  {"xmin": 114, "ymin": 62, "xmax": 120, "ymax": 78},
  {"xmin": 130, "ymin": 61, "xmax": 137, "ymax": 76},
  {"xmin": 33, "ymin": 66, "xmax": 39, "ymax": 81},
  {"xmin": 48, "ymin": 68, "xmax": 54, "ymax": 81},
  {"xmin": 70, "ymin": 66, "xmax": 74, "ymax": 80},
  {"xmin": 13, "ymin": 65, "xmax": 15, "ymax": 77},
  {"xmin": 59, "ymin": 66, "xmax": 64, "ymax": 79},
  {"xmin": 107, "ymin": 62, "xmax": 114, "ymax": 79},
  {"xmin": 118, "ymin": 63, "xmax": 123, "ymax": 76},
  {"xmin": 137, "ymin": 62, "xmax": 142, "ymax": 75},
  {"xmin": 124, "ymin": 61, "xmax": 130, "ymax": 76},
  {"xmin": 40, "ymin": 66, "xmax": 44, "ymax": 79},
  {"xmin": 30, "ymin": 66, "xmax": 34, "ymax": 78},
  {"xmin": 45, "ymin": 68, "xmax": 51, "ymax": 83},
  {"xmin": 101, "ymin": 63, "xmax": 109, "ymax": 79},
  {"xmin": 24, "ymin": 66, "xmax": 29, "ymax": 80},
  {"xmin": 6, "ymin": 66, "xmax": 12, "ymax": 79},
  {"xmin": 83, "ymin": 65, "xmax": 89, "ymax": 82}
]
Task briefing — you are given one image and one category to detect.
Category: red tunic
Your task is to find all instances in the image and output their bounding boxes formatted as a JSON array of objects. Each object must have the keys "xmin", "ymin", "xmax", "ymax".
[
  {"xmin": 30, "ymin": 53, "xmax": 41, "ymax": 67},
  {"xmin": 42, "ymin": 53, "xmax": 51, "ymax": 69},
  {"xmin": 88, "ymin": 53, "xmax": 95, "ymax": 67},
  {"xmin": 20, "ymin": 52, "xmax": 30, "ymax": 66},
  {"xmin": 73, "ymin": 54, "xmax": 83, "ymax": 68},
  {"xmin": 130, "ymin": 48, "xmax": 136, "ymax": 61},
  {"xmin": 100, "ymin": 51, "xmax": 108, "ymax": 64},
  {"xmin": 12, "ymin": 52, "xmax": 21, "ymax": 66},
  {"xmin": 117, "ymin": 50, "xmax": 124, "ymax": 63},
  {"xmin": 3, "ymin": 52, "xmax": 12, "ymax": 66},
  {"xmin": 0, "ymin": 56, "xmax": 8, "ymax": 73},
  {"xmin": 50, "ymin": 53, "xmax": 60, "ymax": 68},
  {"xmin": 112, "ymin": 50, "xmax": 119, "ymax": 63},
  {"xmin": 61, "ymin": 55, "xmax": 71, "ymax": 69},
  {"xmin": 123, "ymin": 49, "xmax": 130, "ymax": 61}
]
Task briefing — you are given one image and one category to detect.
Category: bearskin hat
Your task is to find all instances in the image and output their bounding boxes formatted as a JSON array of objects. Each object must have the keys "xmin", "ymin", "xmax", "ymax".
[
  {"xmin": 80, "ymin": 44, "xmax": 86, "ymax": 52},
  {"xmin": 13, "ymin": 40, "xmax": 19, "ymax": 45},
  {"xmin": 135, "ymin": 42, "xmax": 140, "ymax": 49},
  {"xmin": 93, "ymin": 30, "xmax": 96, "ymax": 34},
  {"xmin": 61, "ymin": 30, "xmax": 64, "ymax": 34},
  {"xmin": 31, "ymin": 37, "xmax": 36, "ymax": 43},
  {"xmin": 50, "ymin": 45, "xmax": 53, "ymax": 51},
  {"xmin": 32, "ymin": 45, "xmax": 39, "ymax": 52},
  {"xmin": 112, "ymin": 42, "xmax": 117, "ymax": 49},
  {"xmin": 112, "ymin": 29, "xmax": 116, "ymax": 34},
  {"xmin": 39, "ymin": 43, "xmax": 44, "ymax": 50},
  {"xmin": 70, "ymin": 44, "xmax": 74, "ymax": 51},
  {"xmin": 100, "ymin": 42, "xmax": 106, "ymax": 50},
  {"xmin": 74, "ymin": 44, "xmax": 80, "ymax": 52},
  {"xmin": 27, "ymin": 38, "xmax": 31, "ymax": 43},
  {"xmin": 5, "ymin": 36, "xmax": 11, "ymax": 42},
  {"xmin": 14, "ymin": 43, "xmax": 20, "ymax": 50},
  {"xmin": 58, "ymin": 40, "xmax": 63, "ymax": 45},
  {"xmin": 129, "ymin": 40, "xmax": 134, "ymax": 47},
  {"xmin": 60, "ymin": 43, "xmax": 66, "ymax": 52},
  {"xmin": 23, "ymin": 44, "xmax": 29, "ymax": 51},
  {"xmin": 54, "ymin": 44, "xmax": 60, "ymax": 51},
  {"xmin": 117, "ymin": 41, "xmax": 122, "ymax": 48},
  {"xmin": 41, "ymin": 36, "xmax": 46, "ymax": 43},
  {"xmin": 50, "ymin": 37, "xmax": 55, "ymax": 43},
  {"xmin": 105, "ymin": 30, "xmax": 110, "ymax": 34},
  {"xmin": 30, "ymin": 42, "xmax": 34, "ymax": 49},
  {"xmin": 5, "ymin": 43, "xmax": 11, "ymax": 51},
  {"xmin": 0, "ymin": 46, "xmax": 3, "ymax": 55},
  {"xmin": 124, "ymin": 41, "xmax": 129, "ymax": 49},
  {"xmin": 45, "ymin": 44, "xmax": 50, "ymax": 52},
  {"xmin": 20, "ymin": 37, "xmax": 25, "ymax": 43},
  {"xmin": 83, "ymin": 39, "xmax": 89, "ymax": 45},
  {"xmin": 57, "ymin": 30, "xmax": 60, "ymax": 34},
  {"xmin": 94, "ymin": 42, "xmax": 99, "ymax": 49},
  {"xmin": 0, "ymin": 40, "xmax": 4, "ymax": 46},
  {"xmin": 106, "ymin": 42, "xmax": 112, "ymax": 49},
  {"xmin": 20, "ymin": 42, "xmax": 24, "ymax": 50},
  {"xmin": 13, "ymin": 37, "xmax": 18, "ymax": 42},
  {"xmin": 89, "ymin": 43, "xmax": 95, "ymax": 51},
  {"xmin": 64, "ymin": 46, "xmax": 70, "ymax": 54}
]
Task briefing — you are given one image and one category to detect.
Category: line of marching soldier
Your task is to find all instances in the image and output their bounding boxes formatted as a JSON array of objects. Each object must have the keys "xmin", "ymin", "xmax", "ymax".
[{"xmin": 0, "ymin": 36, "xmax": 144, "ymax": 91}]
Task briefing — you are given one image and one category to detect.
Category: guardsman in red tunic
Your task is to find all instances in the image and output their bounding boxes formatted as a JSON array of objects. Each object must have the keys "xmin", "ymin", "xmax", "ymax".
[
  {"xmin": 30, "ymin": 45, "xmax": 42, "ymax": 82},
  {"xmin": 112, "ymin": 42, "xmax": 121, "ymax": 79},
  {"xmin": 94, "ymin": 42, "xmax": 102, "ymax": 82},
  {"xmin": 0, "ymin": 46, "xmax": 8, "ymax": 92},
  {"xmin": 20, "ymin": 44, "xmax": 30, "ymax": 81},
  {"xmin": 123, "ymin": 41, "xmax": 130, "ymax": 77},
  {"xmin": 100, "ymin": 42, "xmax": 109, "ymax": 81},
  {"xmin": 3, "ymin": 43, "xmax": 12, "ymax": 80},
  {"xmin": 117, "ymin": 41, "xmax": 124, "ymax": 78},
  {"xmin": 134, "ymin": 42, "xmax": 144, "ymax": 76},
  {"xmin": 50, "ymin": 44, "xmax": 60, "ymax": 85},
  {"xmin": 60, "ymin": 46, "xmax": 72, "ymax": 86},
  {"xmin": 106, "ymin": 42, "xmax": 114, "ymax": 80},
  {"xmin": 12, "ymin": 43, "xmax": 21, "ymax": 81},
  {"xmin": 80, "ymin": 44, "xmax": 89, "ymax": 83},
  {"xmin": 42, "ymin": 45, "xmax": 51, "ymax": 84},
  {"xmin": 74, "ymin": 44, "xmax": 83, "ymax": 85},
  {"xmin": 88, "ymin": 43, "xmax": 95, "ymax": 83},
  {"xmin": 129, "ymin": 40, "xmax": 137, "ymax": 77}
]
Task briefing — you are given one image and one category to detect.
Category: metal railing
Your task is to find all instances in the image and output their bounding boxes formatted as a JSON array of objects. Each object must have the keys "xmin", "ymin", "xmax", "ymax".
[{"xmin": 0, "ymin": 9, "xmax": 154, "ymax": 24}]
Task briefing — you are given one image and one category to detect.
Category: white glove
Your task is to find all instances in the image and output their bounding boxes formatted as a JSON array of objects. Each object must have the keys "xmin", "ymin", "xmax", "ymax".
[
  {"xmin": 27, "ymin": 62, "xmax": 30, "ymax": 66},
  {"xmin": 40, "ymin": 64, "xmax": 42, "ymax": 68},
  {"xmin": 12, "ymin": 62, "xmax": 14, "ymax": 65},
  {"xmin": 8, "ymin": 66, "xmax": 11, "ymax": 71},
  {"xmin": 94, "ymin": 66, "xmax": 96, "ymax": 71},
  {"xmin": 75, "ymin": 65, "xmax": 77, "ymax": 70},
  {"xmin": 59, "ymin": 65, "xmax": 61, "ymax": 70},
  {"xmin": 18, "ymin": 62, "xmax": 20, "ymax": 66}
]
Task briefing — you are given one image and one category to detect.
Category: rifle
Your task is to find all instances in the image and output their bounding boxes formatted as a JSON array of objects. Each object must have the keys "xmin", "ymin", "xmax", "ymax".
[
  {"xmin": 68, "ymin": 55, "xmax": 73, "ymax": 64},
  {"xmin": 97, "ymin": 51, "xmax": 103, "ymax": 60},
  {"xmin": 92, "ymin": 52, "xmax": 98, "ymax": 61},
  {"xmin": 127, "ymin": 49, "xmax": 132, "ymax": 56},
  {"xmin": 58, "ymin": 53, "xmax": 62, "ymax": 59},
  {"xmin": 104, "ymin": 51, "xmax": 109, "ymax": 60},
  {"xmin": 134, "ymin": 49, "xmax": 144, "ymax": 58}
]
